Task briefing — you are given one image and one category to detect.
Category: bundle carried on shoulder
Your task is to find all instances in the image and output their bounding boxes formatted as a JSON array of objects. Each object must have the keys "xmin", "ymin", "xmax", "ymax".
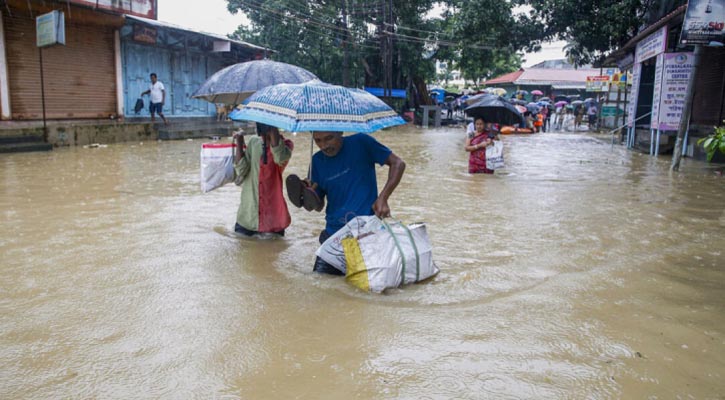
[
  {"xmin": 200, "ymin": 142, "xmax": 236, "ymax": 193},
  {"xmin": 315, "ymin": 216, "xmax": 439, "ymax": 293}
]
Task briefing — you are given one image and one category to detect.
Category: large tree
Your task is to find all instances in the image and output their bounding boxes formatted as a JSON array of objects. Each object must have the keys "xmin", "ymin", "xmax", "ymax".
[
  {"xmin": 515, "ymin": 0, "xmax": 670, "ymax": 66},
  {"xmin": 225, "ymin": 0, "xmax": 543, "ymax": 91}
]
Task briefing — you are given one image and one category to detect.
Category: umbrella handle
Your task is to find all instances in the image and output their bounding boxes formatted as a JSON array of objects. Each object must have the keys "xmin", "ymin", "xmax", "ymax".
[{"xmin": 308, "ymin": 134, "xmax": 313, "ymax": 181}]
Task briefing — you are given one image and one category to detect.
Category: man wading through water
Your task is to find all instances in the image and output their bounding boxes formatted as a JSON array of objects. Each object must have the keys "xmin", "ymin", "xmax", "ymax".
[{"xmin": 286, "ymin": 131, "xmax": 406, "ymax": 275}]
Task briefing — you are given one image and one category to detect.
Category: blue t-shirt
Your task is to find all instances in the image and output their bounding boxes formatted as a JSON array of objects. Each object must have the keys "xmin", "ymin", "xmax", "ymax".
[{"xmin": 311, "ymin": 133, "xmax": 392, "ymax": 235}]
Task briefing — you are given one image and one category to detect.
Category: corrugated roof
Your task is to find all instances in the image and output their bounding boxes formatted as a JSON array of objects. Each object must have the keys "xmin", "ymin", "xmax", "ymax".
[
  {"xmin": 485, "ymin": 67, "xmax": 601, "ymax": 86},
  {"xmin": 125, "ymin": 15, "xmax": 270, "ymax": 52},
  {"xmin": 551, "ymin": 83, "xmax": 587, "ymax": 89},
  {"xmin": 484, "ymin": 69, "xmax": 524, "ymax": 85}
]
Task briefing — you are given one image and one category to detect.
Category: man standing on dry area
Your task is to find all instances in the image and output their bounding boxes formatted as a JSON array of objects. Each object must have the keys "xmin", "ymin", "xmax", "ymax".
[{"xmin": 140, "ymin": 73, "xmax": 168, "ymax": 125}]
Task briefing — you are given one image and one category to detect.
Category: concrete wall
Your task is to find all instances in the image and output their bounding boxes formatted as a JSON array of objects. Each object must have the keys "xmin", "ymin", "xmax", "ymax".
[{"xmin": 45, "ymin": 122, "xmax": 156, "ymax": 147}]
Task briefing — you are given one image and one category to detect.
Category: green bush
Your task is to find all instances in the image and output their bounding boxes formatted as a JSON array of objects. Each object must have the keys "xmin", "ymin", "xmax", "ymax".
[{"xmin": 697, "ymin": 121, "xmax": 725, "ymax": 162}]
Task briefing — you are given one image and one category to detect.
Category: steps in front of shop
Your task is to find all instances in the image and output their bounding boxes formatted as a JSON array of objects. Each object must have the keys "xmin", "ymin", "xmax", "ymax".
[
  {"xmin": 0, "ymin": 131, "xmax": 53, "ymax": 153},
  {"xmin": 156, "ymin": 119, "xmax": 238, "ymax": 140}
]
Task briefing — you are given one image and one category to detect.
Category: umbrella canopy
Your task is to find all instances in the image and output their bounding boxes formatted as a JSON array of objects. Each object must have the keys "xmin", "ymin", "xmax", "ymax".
[
  {"xmin": 538, "ymin": 97, "xmax": 552, "ymax": 102},
  {"xmin": 228, "ymin": 80, "xmax": 405, "ymax": 133},
  {"xmin": 465, "ymin": 94, "xmax": 525, "ymax": 126},
  {"xmin": 516, "ymin": 90, "xmax": 529, "ymax": 95},
  {"xmin": 192, "ymin": 60, "xmax": 318, "ymax": 105},
  {"xmin": 571, "ymin": 100, "xmax": 584, "ymax": 106},
  {"xmin": 526, "ymin": 103, "xmax": 540, "ymax": 113},
  {"xmin": 531, "ymin": 90, "xmax": 544, "ymax": 96},
  {"xmin": 514, "ymin": 104, "xmax": 527, "ymax": 113},
  {"xmin": 584, "ymin": 98, "xmax": 595, "ymax": 103},
  {"xmin": 487, "ymin": 88, "xmax": 507, "ymax": 96},
  {"xmin": 465, "ymin": 93, "xmax": 489, "ymax": 105},
  {"xmin": 555, "ymin": 100, "xmax": 568, "ymax": 107}
]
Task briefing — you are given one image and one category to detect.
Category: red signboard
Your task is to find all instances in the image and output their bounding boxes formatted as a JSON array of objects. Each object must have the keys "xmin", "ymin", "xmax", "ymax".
[{"xmin": 67, "ymin": 0, "xmax": 157, "ymax": 19}]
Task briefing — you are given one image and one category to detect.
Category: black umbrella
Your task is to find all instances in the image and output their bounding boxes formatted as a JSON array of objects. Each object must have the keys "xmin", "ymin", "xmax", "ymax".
[{"xmin": 465, "ymin": 94, "xmax": 525, "ymax": 126}]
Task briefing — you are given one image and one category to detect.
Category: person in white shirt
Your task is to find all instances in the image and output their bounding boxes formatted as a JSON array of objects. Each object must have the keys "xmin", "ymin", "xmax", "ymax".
[{"xmin": 141, "ymin": 73, "xmax": 168, "ymax": 125}]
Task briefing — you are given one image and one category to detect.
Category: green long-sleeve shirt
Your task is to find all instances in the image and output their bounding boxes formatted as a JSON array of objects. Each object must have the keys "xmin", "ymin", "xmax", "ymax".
[{"xmin": 234, "ymin": 135, "xmax": 293, "ymax": 232}]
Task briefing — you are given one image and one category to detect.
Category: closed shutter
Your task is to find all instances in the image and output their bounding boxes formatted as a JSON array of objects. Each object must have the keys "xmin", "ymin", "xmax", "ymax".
[
  {"xmin": 692, "ymin": 47, "xmax": 725, "ymax": 126},
  {"xmin": 5, "ymin": 11, "xmax": 116, "ymax": 119}
]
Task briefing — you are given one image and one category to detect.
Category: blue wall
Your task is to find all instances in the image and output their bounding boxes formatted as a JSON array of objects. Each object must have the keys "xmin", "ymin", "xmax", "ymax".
[
  {"xmin": 119, "ymin": 21, "xmax": 261, "ymax": 118},
  {"xmin": 122, "ymin": 41, "xmax": 224, "ymax": 118}
]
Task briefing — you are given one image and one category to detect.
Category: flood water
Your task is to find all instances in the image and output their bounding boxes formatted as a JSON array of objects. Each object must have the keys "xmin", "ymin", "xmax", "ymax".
[{"xmin": 1, "ymin": 124, "xmax": 724, "ymax": 399}]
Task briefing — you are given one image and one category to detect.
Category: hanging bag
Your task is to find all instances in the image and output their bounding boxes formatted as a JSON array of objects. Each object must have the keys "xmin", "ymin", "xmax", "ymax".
[
  {"xmin": 200, "ymin": 143, "xmax": 236, "ymax": 193},
  {"xmin": 485, "ymin": 141, "xmax": 504, "ymax": 169}
]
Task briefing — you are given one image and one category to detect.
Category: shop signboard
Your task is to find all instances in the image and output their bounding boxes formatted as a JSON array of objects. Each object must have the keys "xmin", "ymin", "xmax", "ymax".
[
  {"xmin": 650, "ymin": 54, "xmax": 665, "ymax": 129},
  {"xmin": 67, "ymin": 0, "xmax": 157, "ymax": 19},
  {"xmin": 654, "ymin": 52, "xmax": 694, "ymax": 131},
  {"xmin": 586, "ymin": 76, "xmax": 610, "ymax": 92},
  {"xmin": 601, "ymin": 106, "xmax": 624, "ymax": 117},
  {"xmin": 36, "ymin": 11, "xmax": 65, "ymax": 48},
  {"xmin": 680, "ymin": 0, "xmax": 725, "ymax": 45},
  {"xmin": 627, "ymin": 63, "xmax": 641, "ymax": 128},
  {"xmin": 635, "ymin": 26, "xmax": 668, "ymax": 64}
]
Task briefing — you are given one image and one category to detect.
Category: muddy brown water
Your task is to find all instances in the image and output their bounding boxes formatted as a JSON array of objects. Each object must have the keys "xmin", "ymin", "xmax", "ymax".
[{"xmin": 1, "ymin": 125, "xmax": 724, "ymax": 399}]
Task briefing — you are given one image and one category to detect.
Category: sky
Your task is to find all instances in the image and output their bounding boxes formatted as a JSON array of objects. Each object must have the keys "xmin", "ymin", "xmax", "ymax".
[{"xmin": 156, "ymin": 0, "xmax": 565, "ymax": 68}]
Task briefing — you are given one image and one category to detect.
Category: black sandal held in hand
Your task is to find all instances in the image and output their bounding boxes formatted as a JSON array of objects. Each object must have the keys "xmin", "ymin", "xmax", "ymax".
[{"xmin": 285, "ymin": 174, "xmax": 304, "ymax": 208}]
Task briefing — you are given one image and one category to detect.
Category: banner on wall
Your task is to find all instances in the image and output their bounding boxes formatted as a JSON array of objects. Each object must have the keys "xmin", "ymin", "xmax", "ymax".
[
  {"xmin": 653, "ymin": 53, "xmax": 694, "ymax": 131},
  {"xmin": 626, "ymin": 63, "xmax": 641, "ymax": 128},
  {"xmin": 680, "ymin": 0, "xmax": 725, "ymax": 45},
  {"xmin": 586, "ymin": 76, "xmax": 610, "ymax": 92}
]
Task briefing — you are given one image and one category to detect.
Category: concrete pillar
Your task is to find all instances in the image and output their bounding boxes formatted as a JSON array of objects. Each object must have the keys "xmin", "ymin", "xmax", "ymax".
[
  {"xmin": 0, "ymin": 11, "xmax": 11, "ymax": 120},
  {"xmin": 114, "ymin": 30, "xmax": 124, "ymax": 118}
]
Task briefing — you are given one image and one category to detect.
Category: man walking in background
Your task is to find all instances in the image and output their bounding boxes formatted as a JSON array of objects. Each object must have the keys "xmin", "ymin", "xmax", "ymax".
[{"xmin": 141, "ymin": 73, "xmax": 168, "ymax": 125}]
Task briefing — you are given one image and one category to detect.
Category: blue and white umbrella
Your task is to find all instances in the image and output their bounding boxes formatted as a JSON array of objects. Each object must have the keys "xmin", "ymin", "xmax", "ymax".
[
  {"xmin": 229, "ymin": 80, "xmax": 405, "ymax": 133},
  {"xmin": 192, "ymin": 60, "xmax": 318, "ymax": 105}
]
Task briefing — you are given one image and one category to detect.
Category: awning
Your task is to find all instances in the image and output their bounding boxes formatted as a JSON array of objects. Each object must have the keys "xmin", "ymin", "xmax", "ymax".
[
  {"xmin": 551, "ymin": 83, "xmax": 587, "ymax": 90},
  {"xmin": 125, "ymin": 15, "xmax": 270, "ymax": 53},
  {"xmin": 364, "ymin": 87, "xmax": 407, "ymax": 98}
]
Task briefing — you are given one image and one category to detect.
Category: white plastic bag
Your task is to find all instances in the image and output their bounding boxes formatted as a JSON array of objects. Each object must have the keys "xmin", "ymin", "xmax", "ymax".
[
  {"xmin": 316, "ymin": 216, "xmax": 382, "ymax": 272},
  {"xmin": 200, "ymin": 143, "xmax": 235, "ymax": 193},
  {"xmin": 316, "ymin": 216, "xmax": 439, "ymax": 293},
  {"xmin": 485, "ymin": 140, "xmax": 504, "ymax": 169}
]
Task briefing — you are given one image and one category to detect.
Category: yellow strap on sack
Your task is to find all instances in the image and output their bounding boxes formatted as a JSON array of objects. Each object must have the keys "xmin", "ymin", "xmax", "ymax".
[{"xmin": 342, "ymin": 236, "xmax": 370, "ymax": 292}]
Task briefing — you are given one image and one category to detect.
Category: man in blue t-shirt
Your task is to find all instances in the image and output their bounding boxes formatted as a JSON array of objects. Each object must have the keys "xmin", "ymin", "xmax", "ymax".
[{"xmin": 286, "ymin": 131, "xmax": 406, "ymax": 275}]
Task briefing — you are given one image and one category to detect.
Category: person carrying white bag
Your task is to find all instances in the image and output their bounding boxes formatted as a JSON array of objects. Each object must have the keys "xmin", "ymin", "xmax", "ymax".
[
  {"xmin": 285, "ymin": 131, "xmax": 406, "ymax": 275},
  {"xmin": 232, "ymin": 123, "xmax": 294, "ymax": 236},
  {"xmin": 200, "ymin": 124, "xmax": 294, "ymax": 237}
]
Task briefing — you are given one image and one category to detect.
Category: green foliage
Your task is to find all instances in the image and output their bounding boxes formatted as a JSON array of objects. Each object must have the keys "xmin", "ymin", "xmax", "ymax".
[
  {"xmin": 518, "ymin": 0, "xmax": 655, "ymax": 66},
  {"xmin": 224, "ymin": 0, "xmax": 539, "ymax": 88},
  {"xmin": 697, "ymin": 122, "xmax": 725, "ymax": 162},
  {"xmin": 226, "ymin": 0, "xmax": 441, "ymax": 88}
]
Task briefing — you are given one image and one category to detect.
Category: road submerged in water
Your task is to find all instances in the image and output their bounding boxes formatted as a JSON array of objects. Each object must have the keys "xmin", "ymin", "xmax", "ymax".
[{"xmin": 1, "ymin": 125, "xmax": 724, "ymax": 399}]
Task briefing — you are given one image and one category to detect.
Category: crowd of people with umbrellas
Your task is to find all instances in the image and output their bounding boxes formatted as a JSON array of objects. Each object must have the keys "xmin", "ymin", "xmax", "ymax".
[{"xmin": 440, "ymin": 88, "xmax": 600, "ymax": 134}]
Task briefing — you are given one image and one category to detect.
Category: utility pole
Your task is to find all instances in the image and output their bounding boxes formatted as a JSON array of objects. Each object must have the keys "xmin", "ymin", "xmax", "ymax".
[
  {"xmin": 341, "ymin": 0, "xmax": 350, "ymax": 87},
  {"xmin": 379, "ymin": 0, "xmax": 386, "ymax": 95},
  {"xmin": 386, "ymin": 0, "xmax": 393, "ymax": 98},
  {"xmin": 671, "ymin": 45, "xmax": 702, "ymax": 171}
]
